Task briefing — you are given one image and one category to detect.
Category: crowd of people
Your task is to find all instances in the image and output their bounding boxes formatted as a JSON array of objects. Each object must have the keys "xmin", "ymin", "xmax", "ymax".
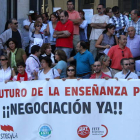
[{"xmin": 0, "ymin": 0, "xmax": 140, "ymax": 83}]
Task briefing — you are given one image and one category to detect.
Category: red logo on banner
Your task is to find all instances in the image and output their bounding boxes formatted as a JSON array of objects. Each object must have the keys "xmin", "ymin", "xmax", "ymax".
[
  {"xmin": 77, "ymin": 125, "xmax": 90, "ymax": 138},
  {"xmin": 0, "ymin": 125, "xmax": 14, "ymax": 132}
]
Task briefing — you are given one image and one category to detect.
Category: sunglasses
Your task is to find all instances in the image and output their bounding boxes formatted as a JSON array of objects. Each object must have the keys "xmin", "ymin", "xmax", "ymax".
[
  {"xmin": 124, "ymin": 63, "xmax": 130, "ymax": 66},
  {"xmin": 36, "ymin": 25, "xmax": 42, "ymax": 27},
  {"xmin": 94, "ymin": 65, "xmax": 101, "ymax": 67},
  {"xmin": 14, "ymin": 22, "xmax": 18, "ymax": 25},
  {"xmin": 122, "ymin": 51, "xmax": 124, "ymax": 57},
  {"xmin": 130, "ymin": 62, "xmax": 135, "ymax": 65},
  {"xmin": 97, "ymin": 8, "xmax": 101, "ymax": 10},
  {"xmin": 67, "ymin": 69, "xmax": 75, "ymax": 72},
  {"xmin": 114, "ymin": 12, "xmax": 119, "ymax": 15},
  {"xmin": 0, "ymin": 59, "xmax": 7, "ymax": 61}
]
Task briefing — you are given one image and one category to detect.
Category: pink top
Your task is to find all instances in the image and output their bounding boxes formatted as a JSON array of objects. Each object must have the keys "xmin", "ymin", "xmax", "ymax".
[
  {"xmin": 67, "ymin": 10, "xmax": 80, "ymax": 35},
  {"xmin": 90, "ymin": 72, "xmax": 111, "ymax": 79}
]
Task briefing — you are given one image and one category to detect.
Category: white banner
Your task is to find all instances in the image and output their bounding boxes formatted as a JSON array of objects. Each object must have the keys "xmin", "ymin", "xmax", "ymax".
[{"xmin": 0, "ymin": 79, "xmax": 140, "ymax": 140}]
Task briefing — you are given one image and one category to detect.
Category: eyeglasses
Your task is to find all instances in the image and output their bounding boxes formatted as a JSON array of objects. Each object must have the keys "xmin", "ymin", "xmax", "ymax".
[
  {"xmin": 114, "ymin": 12, "xmax": 119, "ymax": 15},
  {"xmin": 130, "ymin": 62, "xmax": 135, "ymax": 65},
  {"xmin": 122, "ymin": 51, "xmax": 124, "ymax": 57},
  {"xmin": 36, "ymin": 25, "xmax": 42, "ymax": 27},
  {"xmin": 14, "ymin": 22, "xmax": 18, "ymax": 25},
  {"xmin": 0, "ymin": 59, "xmax": 7, "ymax": 61},
  {"xmin": 67, "ymin": 69, "xmax": 75, "ymax": 72},
  {"xmin": 97, "ymin": 8, "xmax": 101, "ymax": 10},
  {"xmin": 124, "ymin": 63, "xmax": 130, "ymax": 66},
  {"xmin": 94, "ymin": 65, "xmax": 101, "ymax": 67}
]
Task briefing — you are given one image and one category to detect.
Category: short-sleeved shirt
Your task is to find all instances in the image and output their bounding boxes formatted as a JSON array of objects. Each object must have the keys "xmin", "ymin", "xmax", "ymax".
[
  {"xmin": 54, "ymin": 60, "xmax": 67, "ymax": 78},
  {"xmin": 107, "ymin": 45, "xmax": 133, "ymax": 70},
  {"xmin": 67, "ymin": 10, "xmax": 80, "ymax": 35},
  {"xmin": 90, "ymin": 72, "xmax": 111, "ymax": 79},
  {"xmin": 55, "ymin": 20, "xmax": 74, "ymax": 48},
  {"xmin": 89, "ymin": 14, "xmax": 109, "ymax": 40},
  {"xmin": 74, "ymin": 50, "xmax": 94, "ymax": 75}
]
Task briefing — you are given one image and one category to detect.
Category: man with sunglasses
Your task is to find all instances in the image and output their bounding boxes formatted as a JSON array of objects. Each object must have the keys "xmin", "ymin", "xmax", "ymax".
[
  {"xmin": 108, "ymin": 35, "xmax": 133, "ymax": 76},
  {"xmin": 89, "ymin": 3, "xmax": 109, "ymax": 60},
  {"xmin": 109, "ymin": 6, "xmax": 129, "ymax": 37},
  {"xmin": 0, "ymin": 18, "xmax": 23, "ymax": 55},
  {"xmin": 114, "ymin": 58, "xmax": 138, "ymax": 79}
]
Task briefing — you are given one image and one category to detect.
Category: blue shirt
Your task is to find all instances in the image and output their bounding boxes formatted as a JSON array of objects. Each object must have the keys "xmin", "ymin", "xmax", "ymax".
[
  {"xmin": 54, "ymin": 60, "xmax": 67, "ymax": 78},
  {"xmin": 74, "ymin": 50, "xmax": 94, "ymax": 75},
  {"xmin": 126, "ymin": 35, "xmax": 140, "ymax": 58}
]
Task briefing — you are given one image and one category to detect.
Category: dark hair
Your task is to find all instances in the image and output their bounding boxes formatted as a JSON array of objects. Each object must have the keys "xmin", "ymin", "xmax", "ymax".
[
  {"xmin": 17, "ymin": 62, "xmax": 26, "ymax": 68},
  {"xmin": 80, "ymin": 41, "xmax": 87, "ymax": 49},
  {"xmin": 31, "ymin": 45, "xmax": 40, "ymax": 54},
  {"xmin": 105, "ymin": 7, "xmax": 111, "ymax": 14},
  {"xmin": 30, "ymin": 13, "xmax": 37, "ymax": 21},
  {"xmin": 41, "ymin": 43, "xmax": 51, "ymax": 54},
  {"xmin": 0, "ymin": 55, "xmax": 10, "ymax": 67},
  {"xmin": 9, "ymin": 18, "xmax": 17, "ymax": 24},
  {"xmin": 35, "ymin": 15, "xmax": 43, "ymax": 21},
  {"xmin": 42, "ymin": 12, "xmax": 49, "ymax": 18},
  {"xmin": 55, "ymin": 49, "xmax": 67, "ymax": 62},
  {"xmin": 78, "ymin": 10, "xmax": 85, "ymax": 20},
  {"xmin": 60, "ymin": 10, "xmax": 69, "ymax": 17},
  {"xmin": 102, "ymin": 23, "xmax": 116, "ymax": 34},
  {"xmin": 98, "ymin": 3, "xmax": 105, "ymax": 8},
  {"xmin": 67, "ymin": 0, "xmax": 74, "ymax": 5},
  {"xmin": 4, "ymin": 19, "xmax": 11, "ymax": 31},
  {"xmin": 120, "ymin": 58, "xmax": 129, "ymax": 65},
  {"xmin": 112, "ymin": 6, "xmax": 119, "ymax": 13},
  {"xmin": 34, "ymin": 21, "xmax": 42, "ymax": 28},
  {"xmin": 133, "ymin": 9, "xmax": 139, "ymax": 16},
  {"xmin": 6, "ymin": 38, "xmax": 18, "ymax": 49},
  {"xmin": 40, "ymin": 56, "xmax": 52, "ymax": 67},
  {"xmin": 66, "ymin": 65, "xmax": 76, "ymax": 77},
  {"xmin": 50, "ymin": 12, "xmax": 59, "ymax": 21}
]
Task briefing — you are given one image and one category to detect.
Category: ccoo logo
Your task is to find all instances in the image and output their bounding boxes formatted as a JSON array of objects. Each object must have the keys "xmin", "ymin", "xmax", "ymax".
[{"xmin": 77, "ymin": 125, "xmax": 90, "ymax": 138}]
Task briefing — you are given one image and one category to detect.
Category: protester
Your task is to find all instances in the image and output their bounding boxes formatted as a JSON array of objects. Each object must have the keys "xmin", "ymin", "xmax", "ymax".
[
  {"xmin": 79, "ymin": 10, "xmax": 88, "ymax": 42},
  {"xmin": 0, "ymin": 55, "xmax": 15, "ymax": 82},
  {"xmin": 42, "ymin": 12, "xmax": 49, "ymax": 24},
  {"xmin": 114, "ymin": 58, "xmax": 138, "ymax": 79},
  {"xmin": 109, "ymin": 6, "xmax": 129, "ymax": 37},
  {"xmin": 54, "ymin": 49, "xmax": 67, "ymax": 78},
  {"xmin": 13, "ymin": 62, "xmax": 32, "ymax": 81},
  {"xmin": 67, "ymin": 0, "xmax": 81, "ymax": 51},
  {"xmin": 29, "ymin": 21, "xmax": 45, "ymax": 53},
  {"xmin": 123, "ymin": 11, "xmax": 129, "ymax": 18},
  {"xmin": 108, "ymin": 35, "xmax": 133, "ymax": 76},
  {"xmin": 99, "ymin": 54, "xmax": 113, "ymax": 77},
  {"xmin": 90, "ymin": 61, "xmax": 111, "ymax": 79},
  {"xmin": 45, "ymin": 12, "xmax": 58, "ymax": 54},
  {"xmin": 65, "ymin": 65, "xmax": 76, "ymax": 79},
  {"xmin": 105, "ymin": 7, "xmax": 113, "ymax": 18},
  {"xmin": 34, "ymin": 56, "xmax": 60, "ymax": 80},
  {"xmin": 53, "ymin": 10, "xmax": 73, "ymax": 59},
  {"xmin": 41, "ymin": 43, "xmax": 55, "ymax": 64},
  {"xmin": 89, "ymin": 3, "xmax": 109, "ymax": 60},
  {"xmin": 95, "ymin": 23, "xmax": 118, "ymax": 59},
  {"xmin": 3, "ymin": 19, "xmax": 11, "ymax": 32},
  {"xmin": 6, "ymin": 38, "xmax": 27, "ymax": 73},
  {"xmin": 26, "ymin": 45, "xmax": 41, "ymax": 79},
  {"xmin": 126, "ymin": 26, "xmax": 140, "ymax": 60},
  {"xmin": 56, "ymin": 9, "xmax": 63, "ymax": 20},
  {"xmin": 68, "ymin": 41, "xmax": 94, "ymax": 79}
]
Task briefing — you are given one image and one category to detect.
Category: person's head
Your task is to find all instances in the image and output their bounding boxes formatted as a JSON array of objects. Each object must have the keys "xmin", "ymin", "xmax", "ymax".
[
  {"xmin": 60, "ymin": 11, "xmax": 69, "ymax": 24},
  {"xmin": 36, "ymin": 15, "xmax": 43, "ymax": 23},
  {"xmin": 127, "ymin": 26, "xmax": 136, "ymax": 38},
  {"xmin": 99, "ymin": 55, "xmax": 110, "ymax": 67},
  {"xmin": 78, "ymin": 10, "xmax": 85, "ymax": 20},
  {"xmin": 50, "ymin": 12, "xmax": 58, "ymax": 23},
  {"xmin": 123, "ymin": 11, "xmax": 129, "ymax": 18},
  {"xmin": 93, "ymin": 61, "xmax": 102, "ymax": 73},
  {"xmin": 34, "ymin": 21, "xmax": 42, "ymax": 31},
  {"xmin": 17, "ymin": 62, "xmax": 26, "ymax": 74},
  {"xmin": 4, "ymin": 19, "xmax": 11, "ymax": 31},
  {"xmin": 118, "ymin": 35, "xmax": 127, "ymax": 47},
  {"xmin": 131, "ymin": 9, "xmax": 139, "ymax": 21},
  {"xmin": 30, "ymin": 13, "xmax": 37, "ymax": 21},
  {"xmin": 76, "ymin": 41, "xmax": 87, "ymax": 52},
  {"xmin": 41, "ymin": 43, "xmax": 52, "ymax": 55},
  {"xmin": 31, "ymin": 45, "xmax": 41, "ymax": 57},
  {"xmin": 40, "ymin": 56, "xmax": 52, "ymax": 68},
  {"xmin": 67, "ymin": 0, "xmax": 74, "ymax": 11},
  {"xmin": 9, "ymin": 18, "xmax": 18, "ymax": 30},
  {"xmin": 112, "ymin": 6, "xmax": 120, "ymax": 17},
  {"xmin": 6, "ymin": 38, "xmax": 18, "ymax": 51},
  {"xmin": 0, "ymin": 55, "xmax": 9, "ymax": 67},
  {"xmin": 54, "ymin": 49, "xmax": 67, "ymax": 62},
  {"xmin": 97, "ymin": 4, "xmax": 105, "ymax": 15},
  {"xmin": 42, "ymin": 12, "xmax": 49, "ymax": 23},
  {"xmin": 103, "ymin": 23, "xmax": 116, "ymax": 34},
  {"xmin": 120, "ymin": 58, "xmax": 130, "ymax": 72},
  {"xmin": 129, "ymin": 57, "xmax": 135, "ymax": 71},
  {"xmin": 56, "ymin": 9, "xmax": 63, "ymax": 20},
  {"xmin": 66, "ymin": 65, "xmax": 76, "ymax": 77},
  {"xmin": 105, "ymin": 7, "xmax": 112, "ymax": 18}
]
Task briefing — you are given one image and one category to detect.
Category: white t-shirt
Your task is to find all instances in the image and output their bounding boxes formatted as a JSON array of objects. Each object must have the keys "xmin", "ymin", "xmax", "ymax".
[
  {"xmin": 38, "ymin": 68, "xmax": 60, "ymax": 80},
  {"xmin": 0, "ymin": 67, "xmax": 12, "ymax": 82},
  {"xmin": 90, "ymin": 14, "xmax": 109, "ymax": 40}
]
